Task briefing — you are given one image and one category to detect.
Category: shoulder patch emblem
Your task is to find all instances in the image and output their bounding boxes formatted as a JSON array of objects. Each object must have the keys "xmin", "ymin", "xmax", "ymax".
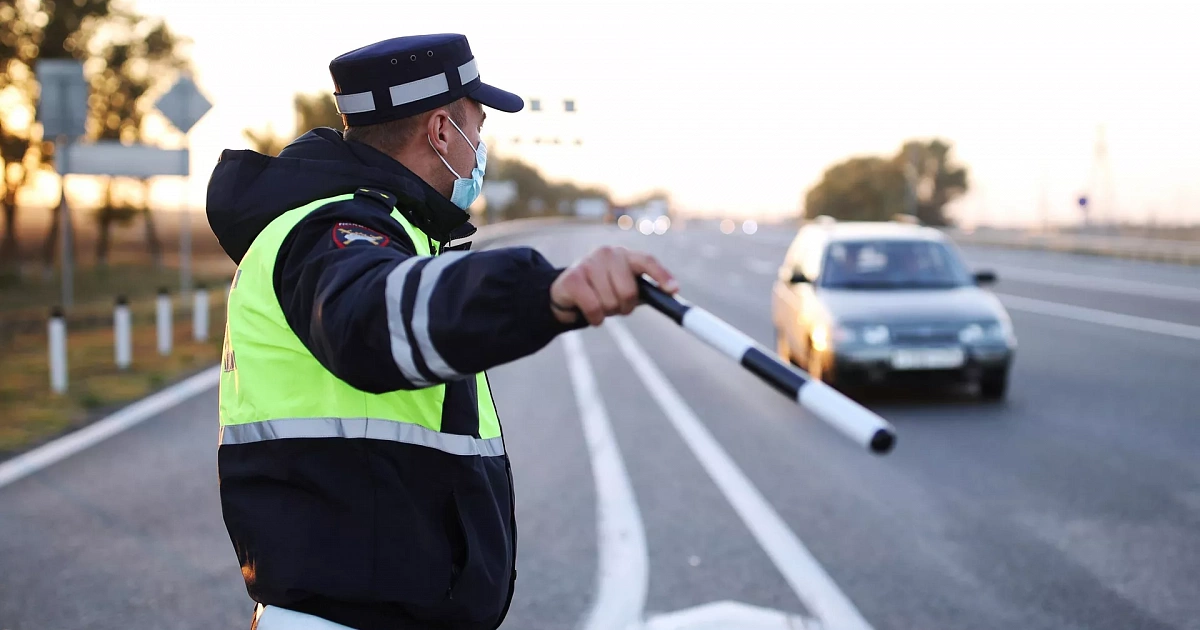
[{"xmin": 332, "ymin": 223, "xmax": 390, "ymax": 248}]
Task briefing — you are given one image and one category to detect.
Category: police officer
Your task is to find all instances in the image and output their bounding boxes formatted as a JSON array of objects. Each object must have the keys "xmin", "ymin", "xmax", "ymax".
[{"xmin": 205, "ymin": 33, "xmax": 677, "ymax": 630}]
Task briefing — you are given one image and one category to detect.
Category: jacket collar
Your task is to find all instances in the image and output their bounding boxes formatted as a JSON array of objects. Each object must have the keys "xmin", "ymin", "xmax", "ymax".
[{"xmin": 343, "ymin": 135, "xmax": 477, "ymax": 243}]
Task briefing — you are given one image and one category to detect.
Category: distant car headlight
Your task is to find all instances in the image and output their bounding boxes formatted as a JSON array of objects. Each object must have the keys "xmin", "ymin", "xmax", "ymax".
[{"xmin": 861, "ymin": 325, "xmax": 890, "ymax": 345}]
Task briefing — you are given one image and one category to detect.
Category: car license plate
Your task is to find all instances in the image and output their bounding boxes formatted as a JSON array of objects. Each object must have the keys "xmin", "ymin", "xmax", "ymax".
[{"xmin": 891, "ymin": 347, "xmax": 965, "ymax": 370}]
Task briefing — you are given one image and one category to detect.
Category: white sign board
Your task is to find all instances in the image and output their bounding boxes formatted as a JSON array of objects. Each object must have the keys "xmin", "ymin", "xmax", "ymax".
[
  {"xmin": 36, "ymin": 60, "xmax": 89, "ymax": 139},
  {"xmin": 154, "ymin": 75, "xmax": 212, "ymax": 135},
  {"xmin": 65, "ymin": 142, "xmax": 189, "ymax": 177}
]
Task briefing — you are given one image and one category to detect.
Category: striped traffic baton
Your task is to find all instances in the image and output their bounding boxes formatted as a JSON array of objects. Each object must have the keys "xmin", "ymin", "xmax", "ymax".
[{"xmin": 637, "ymin": 277, "xmax": 897, "ymax": 454}]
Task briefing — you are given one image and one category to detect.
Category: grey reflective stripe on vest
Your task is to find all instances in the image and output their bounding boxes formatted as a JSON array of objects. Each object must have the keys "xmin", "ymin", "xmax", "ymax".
[{"xmin": 220, "ymin": 418, "xmax": 505, "ymax": 457}]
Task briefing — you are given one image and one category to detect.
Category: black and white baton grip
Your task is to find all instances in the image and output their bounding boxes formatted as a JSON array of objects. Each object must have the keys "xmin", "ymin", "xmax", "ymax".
[{"xmin": 638, "ymin": 277, "xmax": 897, "ymax": 454}]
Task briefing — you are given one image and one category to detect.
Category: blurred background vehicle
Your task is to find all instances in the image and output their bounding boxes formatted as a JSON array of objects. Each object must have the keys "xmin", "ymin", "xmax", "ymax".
[{"xmin": 772, "ymin": 216, "xmax": 1016, "ymax": 399}]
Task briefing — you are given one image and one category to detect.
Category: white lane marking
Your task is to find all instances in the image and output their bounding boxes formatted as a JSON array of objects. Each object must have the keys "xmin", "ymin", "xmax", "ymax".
[
  {"xmin": 988, "ymin": 265, "xmax": 1200, "ymax": 303},
  {"xmin": 997, "ymin": 293, "xmax": 1200, "ymax": 342},
  {"xmin": 701, "ymin": 244, "xmax": 720, "ymax": 259},
  {"xmin": 564, "ymin": 333, "xmax": 649, "ymax": 630},
  {"xmin": 0, "ymin": 366, "xmax": 221, "ymax": 489},
  {"xmin": 642, "ymin": 601, "xmax": 819, "ymax": 629},
  {"xmin": 607, "ymin": 318, "xmax": 875, "ymax": 630},
  {"xmin": 746, "ymin": 258, "xmax": 778, "ymax": 276}
]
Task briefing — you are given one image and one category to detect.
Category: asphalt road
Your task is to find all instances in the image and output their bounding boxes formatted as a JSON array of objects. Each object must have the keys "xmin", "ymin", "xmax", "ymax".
[{"xmin": 2, "ymin": 221, "xmax": 1198, "ymax": 630}]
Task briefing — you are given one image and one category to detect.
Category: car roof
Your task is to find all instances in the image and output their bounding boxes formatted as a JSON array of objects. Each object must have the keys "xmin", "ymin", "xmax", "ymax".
[{"xmin": 800, "ymin": 221, "xmax": 947, "ymax": 243}]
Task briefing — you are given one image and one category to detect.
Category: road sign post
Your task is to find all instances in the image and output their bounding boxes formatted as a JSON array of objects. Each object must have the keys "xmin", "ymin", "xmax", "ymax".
[
  {"xmin": 37, "ymin": 60, "xmax": 88, "ymax": 310},
  {"xmin": 153, "ymin": 74, "xmax": 212, "ymax": 297}
]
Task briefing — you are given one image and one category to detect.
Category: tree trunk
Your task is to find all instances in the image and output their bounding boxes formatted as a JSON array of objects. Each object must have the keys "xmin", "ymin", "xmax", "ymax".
[
  {"xmin": 143, "ymin": 207, "xmax": 163, "ymax": 269},
  {"xmin": 42, "ymin": 201, "xmax": 61, "ymax": 275},
  {"xmin": 95, "ymin": 180, "xmax": 115, "ymax": 268},
  {"xmin": 0, "ymin": 189, "xmax": 17, "ymax": 265}
]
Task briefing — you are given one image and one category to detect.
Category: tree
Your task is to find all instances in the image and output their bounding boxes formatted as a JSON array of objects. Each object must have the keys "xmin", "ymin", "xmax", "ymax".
[
  {"xmin": 895, "ymin": 139, "xmax": 968, "ymax": 226},
  {"xmin": 0, "ymin": 0, "xmax": 191, "ymax": 271},
  {"xmin": 805, "ymin": 157, "xmax": 906, "ymax": 223},
  {"xmin": 81, "ymin": 10, "xmax": 192, "ymax": 268},
  {"xmin": 487, "ymin": 153, "xmax": 609, "ymax": 220},
  {"xmin": 0, "ymin": 0, "xmax": 114, "ymax": 266},
  {"xmin": 243, "ymin": 91, "xmax": 343, "ymax": 156},
  {"xmin": 805, "ymin": 139, "xmax": 968, "ymax": 226}
]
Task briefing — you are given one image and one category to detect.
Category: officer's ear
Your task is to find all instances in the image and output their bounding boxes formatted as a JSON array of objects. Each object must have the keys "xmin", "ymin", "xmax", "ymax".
[{"xmin": 426, "ymin": 109, "xmax": 454, "ymax": 154}]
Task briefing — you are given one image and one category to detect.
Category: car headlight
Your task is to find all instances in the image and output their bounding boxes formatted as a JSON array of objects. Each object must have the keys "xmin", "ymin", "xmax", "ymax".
[
  {"xmin": 812, "ymin": 324, "xmax": 856, "ymax": 351},
  {"xmin": 960, "ymin": 322, "xmax": 1011, "ymax": 343},
  {"xmin": 959, "ymin": 323, "xmax": 985, "ymax": 344},
  {"xmin": 861, "ymin": 324, "xmax": 890, "ymax": 345}
]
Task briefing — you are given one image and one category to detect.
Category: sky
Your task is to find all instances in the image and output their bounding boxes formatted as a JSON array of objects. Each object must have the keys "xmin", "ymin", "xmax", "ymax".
[{"xmin": 119, "ymin": 0, "xmax": 1200, "ymax": 226}]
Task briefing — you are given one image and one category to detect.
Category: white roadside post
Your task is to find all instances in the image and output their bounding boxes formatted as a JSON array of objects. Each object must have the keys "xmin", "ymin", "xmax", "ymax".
[
  {"xmin": 156, "ymin": 288, "xmax": 172, "ymax": 356},
  {"xmin": 48, "ymin": 307, "xmax": 67, "ymax": 394},
  {"xmin": 193, "ymin": 283, "xmax": 209, "ymax": 342},
  {"xmin": 114, "ymin": 295, "xmax": 132, "ymax": 369}
]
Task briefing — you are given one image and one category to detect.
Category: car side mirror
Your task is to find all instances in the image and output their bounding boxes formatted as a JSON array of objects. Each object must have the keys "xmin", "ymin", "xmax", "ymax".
[
  {"xmin": 789, "ymin": 270, "xmax": 809, "ymax": 284},
  {"xmin": 973, "ymin": 270, "xmax": 997, "ymax": 286}
]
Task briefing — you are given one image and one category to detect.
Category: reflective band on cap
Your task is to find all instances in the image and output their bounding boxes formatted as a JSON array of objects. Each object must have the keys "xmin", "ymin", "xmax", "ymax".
[
  {"xmin": 220, "ymin": 417, "xmax": 505, "ymax": 457},
  {"xmin": 338, "ymin": 58, "xmax": 480, "ymax": 114},
  {"xmin": 391, "ymin": 73, "xmax": 449, "ymax": 106},
  {"xmin": 458, "ymin": 59, "xmax": 479, "ymax": 85},
  {"xmin": 335, "ymin": 91, "xmax": 375, "ymax": 114}
]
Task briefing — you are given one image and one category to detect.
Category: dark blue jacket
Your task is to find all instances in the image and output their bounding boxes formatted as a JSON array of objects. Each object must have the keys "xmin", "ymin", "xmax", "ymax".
[{"xmin": 206, "ymin": 128, "xmax": 580, "ymax": 630}]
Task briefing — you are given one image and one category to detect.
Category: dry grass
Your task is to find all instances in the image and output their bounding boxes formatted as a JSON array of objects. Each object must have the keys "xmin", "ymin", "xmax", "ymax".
[
  {"xmin": 0, "ymin": 291, "xmax": 227, "ymax": 457},
  {"xmin": 0, "ymin": 205, "xmax": 241, "ymax": 457}
]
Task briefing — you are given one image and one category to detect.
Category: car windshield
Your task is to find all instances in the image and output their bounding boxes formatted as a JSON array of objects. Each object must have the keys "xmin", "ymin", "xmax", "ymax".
[{"xmin": 818, "ymin": 239, "xmax": 972, "ymax": 289}]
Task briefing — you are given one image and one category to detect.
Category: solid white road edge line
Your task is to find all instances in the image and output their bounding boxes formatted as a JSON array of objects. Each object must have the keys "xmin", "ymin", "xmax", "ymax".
[
  {"xmin": 606, "ymin": 318, "xmax": 875, "ymax": 630},
  {"xmin": 988, "ymin": 265, "xmax": 1200, "ymax": 303},
  {"xmin": 564, "ymin": 332, "xmax": 649, "ymax": 630},
  {"xmin": 0, "ymin": 365, "xmax": 221, "ymax": 489},
  {"xmin": 996, "ymin": 293, "xmax": 1200, "ymax": 342}
]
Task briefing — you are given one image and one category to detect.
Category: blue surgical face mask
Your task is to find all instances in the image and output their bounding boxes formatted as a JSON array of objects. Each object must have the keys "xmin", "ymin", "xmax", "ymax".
[{"xmin": 429, "ymin": 117, "xmax": 486, "ymax": 210}]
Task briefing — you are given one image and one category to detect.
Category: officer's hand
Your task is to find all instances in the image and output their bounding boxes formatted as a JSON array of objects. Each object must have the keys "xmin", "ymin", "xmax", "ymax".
[{"xmin": 550, "ymin": 246, "xmax": 679, "ymax": 326}]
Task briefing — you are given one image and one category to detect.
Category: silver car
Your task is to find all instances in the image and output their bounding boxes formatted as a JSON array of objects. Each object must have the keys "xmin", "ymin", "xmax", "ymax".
[{"xmin": 771, "ymin": 219, "xmax": 1017, "ymax": 400}]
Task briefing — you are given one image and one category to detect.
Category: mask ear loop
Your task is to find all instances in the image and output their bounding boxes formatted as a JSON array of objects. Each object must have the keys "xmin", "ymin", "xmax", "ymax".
[
  {"xmin": 445, "ymin": 116, "xmax": 479, "ymax": 153},
  {"xmin": 428, "ymin": 135, "xmax": 463, "ymax": 179}
]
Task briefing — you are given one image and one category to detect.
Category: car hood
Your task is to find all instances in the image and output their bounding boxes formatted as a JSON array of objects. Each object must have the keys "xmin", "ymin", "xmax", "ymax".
[{"xmin": 817, "ymin": 286, "xmax": 1007, "ymax": 324}]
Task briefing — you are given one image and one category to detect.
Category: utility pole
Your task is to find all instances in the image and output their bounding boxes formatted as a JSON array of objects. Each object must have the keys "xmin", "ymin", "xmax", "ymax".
[
  {"xmin": 1087, "ymin": 124, "xmax": 1116, "ymax": 233},
  {"xmin": 904, "ymin": 143, "xmax": 918, "ymax": 219}
]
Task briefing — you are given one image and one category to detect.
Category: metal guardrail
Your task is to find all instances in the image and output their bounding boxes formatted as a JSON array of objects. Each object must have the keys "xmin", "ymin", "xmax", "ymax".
[{"xmin": 944, "ymin": 228, "xmax": 1200, "ymax": 265}]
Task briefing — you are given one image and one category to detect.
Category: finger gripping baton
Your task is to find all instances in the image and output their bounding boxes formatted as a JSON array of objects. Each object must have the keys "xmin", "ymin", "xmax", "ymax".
[{"xmin": 637, "ymin": 277, "xmax": 897, "ymax": 455}]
